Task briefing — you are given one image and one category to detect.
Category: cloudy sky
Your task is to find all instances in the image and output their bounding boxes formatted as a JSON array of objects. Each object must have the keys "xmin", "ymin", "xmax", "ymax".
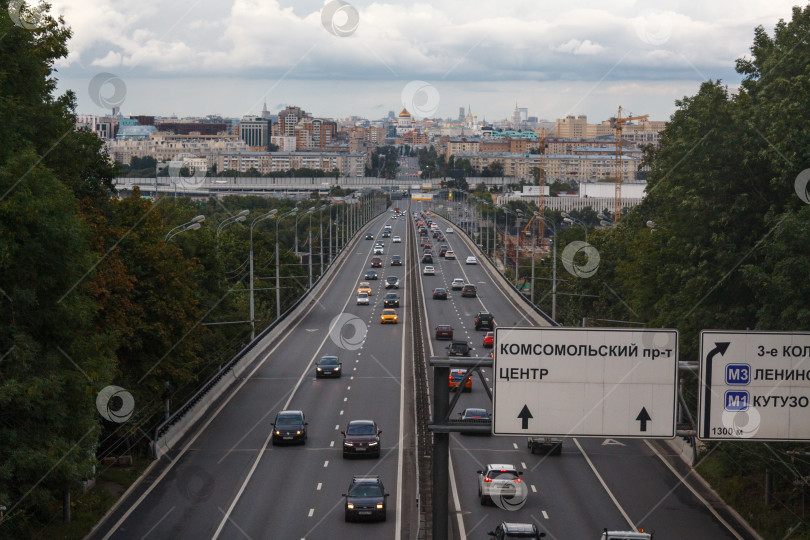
[{"xmin": 46, "ymin": 0, "xmax": 802, "ymax": 123}]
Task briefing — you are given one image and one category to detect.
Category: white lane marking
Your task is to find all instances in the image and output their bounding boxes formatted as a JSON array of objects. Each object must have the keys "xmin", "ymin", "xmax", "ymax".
[
  {"xmin": 395, "ymin": 237, "xmax": 409, "ymax": 540},
  {"xmin": 347, "ymin": 386, "xmax": 351, "ymax": 390},
  {"xmin": 343, "ymin": 397, "xmax": 348, "ymax": 402},
  {"xmin": 521, "ymin": 462, "xmax": 527, "ymax": 469},
  {"xmin": 643, "ymin": 440, "xmax": 744, "ymax": 539},
  {"xmin": 574, "ymin": 438, "xmax": 636, "ymax": 529},
  {"xmin": 323, "ymin": 460, "xmax": 329, "ymax": 468},
  {"xmin": 330, "ymin": 441, "xmax": 334, "ymax": 447},
  {"xmin": 513, "ymin": 443, "xmax": 519, "ymax": 450},
  {"xmin": 340, "ymin": 410, "xmax": 344, "ymax": 415},
  {"xmin": 531, "ymin": 485, "xmax": 537, "ymax": 493},
  {"xmin": 308, "ymin": 508, "xmax": 314, "ymax": 517},
  {"xmin": 317, "ymin": 483, "xmax": 322, "ymax": 491},
  {"xmin": 350, "ymin": 376, "xmax": 354, "ymax": 380},
  {"xmin": 542, "ymin": 510, "xmax": 548, "ymax": 519},
  {"xmin": 335, "ymin": 424, "xmax": 339, "ymax": 430}
]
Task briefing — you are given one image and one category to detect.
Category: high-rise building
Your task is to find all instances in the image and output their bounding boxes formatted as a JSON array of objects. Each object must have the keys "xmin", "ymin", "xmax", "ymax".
[
  {"xmin": 458, "ymin": 107, "xmax": 465, "ymax": 121},
  {"xmin": 261, "ymin": 101, "xmax": 271, "ymax": 119},
  {"xmin": 278, "ymin": 106, "xmax": 310, "ymax": 137},
  {"xmin": 240, "ymin": 116, "xmax": 271, "ymax": 149}
]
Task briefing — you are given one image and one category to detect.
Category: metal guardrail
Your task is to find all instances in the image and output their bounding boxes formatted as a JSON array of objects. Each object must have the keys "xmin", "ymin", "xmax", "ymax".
[{"xmin": 152, "ymin": 213, "xmax": 382, "ymax": 445}]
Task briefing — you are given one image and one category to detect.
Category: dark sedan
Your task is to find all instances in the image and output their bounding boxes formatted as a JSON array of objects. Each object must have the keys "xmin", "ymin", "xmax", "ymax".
[
  {"xmin": 315, "ymin": 356, "xmax": 342, "ymax": 378},
  {"xmin": 271, "ymin": 410, "xmax": 307, "ymax": 445},
  {"xmin": 432, "ymin": 287, "xmax": 448, "ymax": 300},
  {"xmin": 341, "ymin": 420, "xmax": 382, "ymax": 458},
  {"xmin": 364, "ymin": 270, "xmax": 378, "ymax": 280}
]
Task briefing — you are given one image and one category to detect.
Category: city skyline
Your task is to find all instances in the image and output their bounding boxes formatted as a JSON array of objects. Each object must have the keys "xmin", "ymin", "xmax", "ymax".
[{"xmin": 49, "ymin": 0, "xmax": 801, "ymax": 121}]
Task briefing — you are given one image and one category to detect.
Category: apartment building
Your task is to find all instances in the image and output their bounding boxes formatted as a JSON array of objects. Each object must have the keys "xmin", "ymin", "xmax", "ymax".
[
  {"xmin": 217, "ymin": 151, "xmax": 366, "ymax": 177},
  {"xmin": 105, "ymin": 131, "xmax": 247, "ymax": 167},
  {"xmin": 453, "ymin": 151, "xmax": 643, "ymax": 182}
]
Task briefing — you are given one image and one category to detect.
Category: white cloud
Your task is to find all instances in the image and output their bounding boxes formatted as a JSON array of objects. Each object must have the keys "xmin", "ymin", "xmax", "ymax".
[{"xmin": 552, "ymin": 39, "xmax": 605, "ymax": 55}]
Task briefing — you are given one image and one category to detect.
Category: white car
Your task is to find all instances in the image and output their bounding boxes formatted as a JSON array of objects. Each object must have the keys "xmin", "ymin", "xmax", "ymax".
[
  {"xmin": 445, "ymin": 251, "xmax": 456, "ymax": 260},
  {"xmin": 477, "ymin": 464, "xmax": 523, "ymax": 505},
  {"xmin": 446, "ymin": 227, "xmax": 454, "ymax": 233},
  {"xmin": 466, "ymin": 256, "xmax": 477, "ymax": 265},
  {"xmin": 451, "ymin": 278, "xmax": 465, "ymax": 290},
  {"xmin": 392, "ymin": 236, "xmax": 402, "ymax": 243},
  {"xmin": 423, "ymin": 265, "xmax": 435, "ymax": 275},
  {"xmin": 374, "ymin": 246, "xmax": 384, "ymax": 255},
  {"xmin": 356, "ymin": 293, "xmax": 370, "ymax": 305}
]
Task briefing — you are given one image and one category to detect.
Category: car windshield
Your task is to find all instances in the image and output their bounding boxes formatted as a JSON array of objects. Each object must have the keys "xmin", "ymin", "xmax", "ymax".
[
  {"xmin": 438, "ymin": 326, "xmax": 451, "ymax": 331},
  {"xmin": 319, "ymin": 357, "xmax": 338, "ymax": 365},
  {"xmin": 387, "ymin": 277, "xmax": 396, "ymax": 282},
  {"xmin": 347, "ymin": 423, "xmax": 376, "ymax": 435},
  {"xmin": 348, "ymin": 484, "xmax": 383, "ymax": 497},
  {"xmin": 276, "ymin": 414, "xmax": 302, "ymax": 425}
]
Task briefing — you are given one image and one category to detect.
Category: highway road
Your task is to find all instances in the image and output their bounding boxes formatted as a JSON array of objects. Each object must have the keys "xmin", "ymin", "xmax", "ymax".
[
  {"xmin": 412, "ymin": 202, "xmax": 746, "ymax": 540},
  {"xmin": 90, "ymin": 211, "xmax": 416, "ymax": 539},
  {"xmin": 89, "ymin": 189, "xmax": 751, "ymax": 540}
]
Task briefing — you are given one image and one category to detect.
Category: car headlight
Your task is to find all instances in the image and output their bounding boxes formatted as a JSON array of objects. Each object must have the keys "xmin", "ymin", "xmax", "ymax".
[
  {"xmin": 334, "ymin": 366, "xmax": 340, "ymax": 371},
  {"xmin": 296, "ymin": 430, "xmax": 302, "ymax": 435},
  {"xmin": 376, "ymin": 502, "xmax": 384, "ymax": 509},
  {"xmin": 347, "ymin": 503, "xmax": 354, "ymax": 510},
  {"xmin": 344, "ymin": 442, "xmax": 354, "ymax": 446},
  {"xmin": 316, "ymin": 368, "xmax": 322, "ymax": 371},
  {"xmin": 275, "ymin": 430, "xmax": 280, "ymax": 435},
  {"xmin": 368, "ymin": 441, "xmax": 378, "ymax": 446}
]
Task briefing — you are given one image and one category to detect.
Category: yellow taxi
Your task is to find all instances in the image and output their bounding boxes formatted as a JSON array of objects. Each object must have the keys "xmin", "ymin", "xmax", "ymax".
[
  {"xmin": 380, "ymin": 309, "xmax": 398, "ymax": 324},
  {"xmin": 357, "ymin": 282, "xmax": 372, "ymax": 295}
]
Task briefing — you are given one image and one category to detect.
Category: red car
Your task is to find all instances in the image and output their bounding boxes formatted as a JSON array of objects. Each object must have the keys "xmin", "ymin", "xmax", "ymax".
[
  {"xmin": 449, "ymin": 369, "xmax": 472, "ymax": 392},
  {"xmin": 371, "ymin": 257, "xmax": 382, "ymax": 268},
  {"xmin": 435, "ymin": 325, "xmax": 454, "ymax": 340},
  {"xmin": 483, "ymin": 332, "xmax": 494, "ymax": 348}
]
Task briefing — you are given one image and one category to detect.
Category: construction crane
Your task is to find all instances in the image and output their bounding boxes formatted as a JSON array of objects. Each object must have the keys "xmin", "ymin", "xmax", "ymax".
[{"xmin": 613, "ymin": 106, "xmax": 648, "ymax": 223}]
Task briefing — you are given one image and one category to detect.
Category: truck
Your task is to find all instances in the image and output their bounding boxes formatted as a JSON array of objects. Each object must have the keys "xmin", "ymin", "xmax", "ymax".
[{"xmin": 527, "ymin": 437, "xmax": 562, "ymax": 456}]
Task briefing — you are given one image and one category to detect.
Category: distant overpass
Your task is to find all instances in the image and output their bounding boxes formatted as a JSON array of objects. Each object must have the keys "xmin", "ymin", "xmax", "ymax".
[{"xmin": 113, "ymin": 176, "xmax": 439, "ymax": 197}]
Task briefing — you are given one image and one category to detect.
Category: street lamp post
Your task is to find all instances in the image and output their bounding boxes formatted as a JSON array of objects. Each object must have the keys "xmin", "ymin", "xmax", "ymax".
[
  {"xmin": 562, "ymin": 212, "xmax": 588, "ymax": 242},
  {"xmin": 537, "ymin": 215, "xmax": 558, "ymax": 320},
  {"xmin": 216, "ymin": 209, "xmax": 249, "ymax": 258},
  {"xmin": 249, "ymin": 209, "xmax": 278, "ymax": 340},
  {"xmin": 165, "ymin": 214, "xmax": 205, "ymax": 242},
  {"xmin": 275, "ymin": 209, "xmax": 296, "ymax": 321}
]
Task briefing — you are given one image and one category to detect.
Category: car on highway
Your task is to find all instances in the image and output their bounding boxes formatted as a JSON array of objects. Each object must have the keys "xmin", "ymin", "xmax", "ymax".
[
  {"xmin": 432, "ymin": 231, "xmax": 439, "ymax": 238},
  {"xmin": 439, "ymin": 246, "xmax": 448, "ymax": 257},
  {"xmin": 449, "ymin": 368, "xmax": 472, "ymax": 391},
  {"xmin": 385, "ymin": 276, "xmax": 400, "ymax": 289},
  {"xmin": 371, "ymin": 257, "xmax": 382, "ymax": 268},
  {"xmin": 271, "ymin": 410, "xmax": 307, "ymax": 445},
  {"xmin": 364, "ymin": 270, "xmax": 378, "ymax": 280},
  {"xmin": 487, "ymin": 522, "xmax": 546, "ymax": 539},
  {"xmin": 461, "ymin": 284, "xmax": 477, "ymax": 297},
  {"xmin": 364, "ymin": 233, "xmax": 373, "ymax": 240},
  {"xmin": 451, "ymin": 278, "xmax": 465, "ymax": 290},
  {"xmin": 527, "ymin": 437, "xmax": 563, "ymax": 456},
  {"xmin": 432, "ymin": 287, "xmax": 448, "ymax": 300},
  {"xmin": 373, "ymin": 245, "xmax": 384, "ymax": 255},
  {"xmin": 380, "ymin": 309, "xmax": 398, "ymax": 324},
  {"xmin": 483, "ymin": 331, "xmax": 494, "ymax": 347},
  {"xmin": 356, "ymin": 292, "xmax": 370, "ymax": 306},
  {"xmin": 459, "ymin": 407, "xmax": 491, "ymax": 435},
  {"xmin": 447, "ymin": 340, "xmax": 471, "ymax": 357},
  {"xmin": 341, "ymin": 420, "xmax": 381, "ymax": 458},
  {"xmin": 315, "ymin": 355, "xmax": 342, "ymax": 378},
  {"xmin": 445, "ymin": 250, "xmax": 456, "ymax": 260},
  {"xmin": 423, "ymin": 265, "xmax": 435, "ymax": 275},
  {"xmin": 391, "ymin": 255, "xmax": 402, "ymax": 266},
  {"xmin": 477, "ymin": 464, "xmax": 523, "ymax": 505},
  {"xmin": 381, "ymin": 231, "xmax": 391, "ymax": 238},
  {"xmin": 435, "ymin": 325, "xmax": 454, "ymax": 340},
  {"xmin": 422, "ymin": 253, "xmax": 433, "ymax": 264},
  {"xmin": 475, "ymin": 312, "xmax": 495, "ymax": 330},
  {"xmin": 383, "ymin": 293, "xmax": 400, "ymax": 308},
  {"xmin": 466, "ymin": 256, "xmax": 478, "ymax": 264},
  {"xmin": 392, "ymin": 235, "xmax": 401, "ymax": 243},
  {"xmin": 343, "ymin": 475, "xmax": 389, "ymax": 522},
  {"xmin": 357, "ymin": 282, "xmax": 372, "ymax": 295},
  {"xmin": 446, "ymin": 227, "xmax": 454, "ymax": 233}
]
